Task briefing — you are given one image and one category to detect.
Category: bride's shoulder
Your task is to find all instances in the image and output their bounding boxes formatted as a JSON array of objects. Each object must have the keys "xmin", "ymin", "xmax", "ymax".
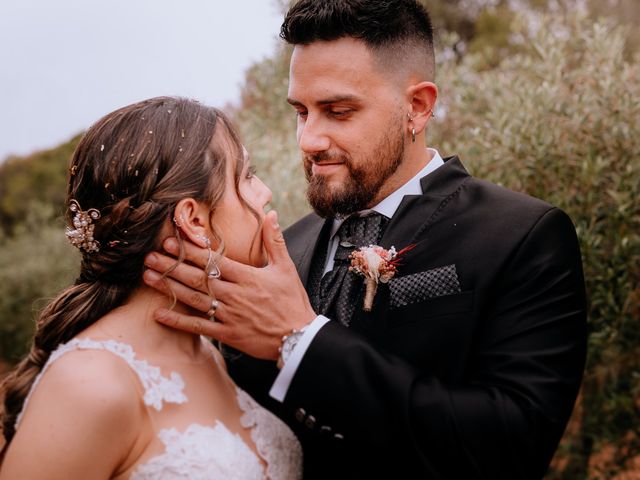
[
  {"xmin": 23, "ymin": 341, "xmax": 143, "ymax": 427},
  {"xmin": 4, "ymin": 343, "xmax": 144, "ymax": 478}
]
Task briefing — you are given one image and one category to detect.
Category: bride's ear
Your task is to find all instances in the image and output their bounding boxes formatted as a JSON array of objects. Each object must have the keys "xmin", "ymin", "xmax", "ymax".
[{"xmin": 172, "ymin": 198, "xmax": 211, "ymax": 248}]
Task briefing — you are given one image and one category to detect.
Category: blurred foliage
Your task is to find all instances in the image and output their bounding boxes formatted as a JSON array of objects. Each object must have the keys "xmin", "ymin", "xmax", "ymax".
[
  {"xmin": 0, "ymin": 0, "xmax": 638, "ymax": 476},
  {"xmin": 229, "ymin": 45, "xmax": 305, "ymax": 228},
  {"xmin": 0, "ymin": 135, "xmax": 80, "ymax": 236},
  {"xmin": 0, "ymin": 215, "xmax": 79, "ymax": 363}
]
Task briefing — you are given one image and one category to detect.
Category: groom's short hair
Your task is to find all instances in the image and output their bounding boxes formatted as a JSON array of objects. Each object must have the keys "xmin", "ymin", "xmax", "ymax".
[{"xmin": 280, "ymin": 0, "xmax": 436, "ymax": 81}]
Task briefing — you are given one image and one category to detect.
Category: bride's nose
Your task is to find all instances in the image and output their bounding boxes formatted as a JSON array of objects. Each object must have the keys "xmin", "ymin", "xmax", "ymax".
[{"xmin": 257, "ymin": 177, "xmax": 273, "ymax": 208}]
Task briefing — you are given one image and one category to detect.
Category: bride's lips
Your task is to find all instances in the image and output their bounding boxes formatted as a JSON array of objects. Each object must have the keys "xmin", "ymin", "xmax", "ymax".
[{"xmin": 311, "ymin": 162, "xmax": 344, "ymax": 175}]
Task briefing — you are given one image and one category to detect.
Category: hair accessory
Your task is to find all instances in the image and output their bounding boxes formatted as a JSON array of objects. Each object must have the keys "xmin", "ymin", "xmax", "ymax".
[{"xmin": 65, "ymin": 200, "xmax": 101, "ymax": 253}]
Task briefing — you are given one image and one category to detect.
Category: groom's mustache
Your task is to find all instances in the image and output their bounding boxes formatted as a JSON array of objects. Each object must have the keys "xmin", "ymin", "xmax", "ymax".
[{"xmin": 304, "ymin": 151, "xmax": 350, "ymax": 171}]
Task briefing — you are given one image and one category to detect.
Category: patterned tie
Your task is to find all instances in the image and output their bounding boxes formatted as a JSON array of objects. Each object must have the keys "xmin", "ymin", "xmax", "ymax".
[{"xmin": 317, "ymin": 213, "xmax": 388, "ymax": 326}]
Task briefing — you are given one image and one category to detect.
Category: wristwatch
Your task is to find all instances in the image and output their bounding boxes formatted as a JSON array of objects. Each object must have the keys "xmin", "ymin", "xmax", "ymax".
[{"xmin": 277, "ymin": 325, "xmax": 309, "ymax": 369}]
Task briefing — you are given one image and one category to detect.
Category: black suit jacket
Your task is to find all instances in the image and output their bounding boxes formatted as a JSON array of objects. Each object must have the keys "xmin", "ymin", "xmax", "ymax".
[{"xmin": 227, "ymin": 156, "xmax": 587, "ymax": 479}]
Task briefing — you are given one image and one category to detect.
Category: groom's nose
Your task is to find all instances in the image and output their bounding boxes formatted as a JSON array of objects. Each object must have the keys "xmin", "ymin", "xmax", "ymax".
[{"xmin": 297, "ymin": 115, "xmax": 331, "ymax": 154}]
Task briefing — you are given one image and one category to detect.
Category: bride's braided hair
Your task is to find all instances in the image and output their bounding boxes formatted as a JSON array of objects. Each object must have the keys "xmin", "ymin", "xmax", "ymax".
[{"xmin": 1, "ymin": 96, "xmax": 246, "ymax": 446}]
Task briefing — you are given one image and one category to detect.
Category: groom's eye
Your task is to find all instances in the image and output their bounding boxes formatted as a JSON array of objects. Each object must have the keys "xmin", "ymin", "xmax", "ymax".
[{"xmin": 329, "ymin": 109, "xmax": 353, "ymax": 118}]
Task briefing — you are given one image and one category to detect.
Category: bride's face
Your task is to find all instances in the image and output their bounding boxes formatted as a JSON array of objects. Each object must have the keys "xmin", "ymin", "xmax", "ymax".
[{"xmin": 210, "ymin": 136, "xmax": 272, "ymax": 267}]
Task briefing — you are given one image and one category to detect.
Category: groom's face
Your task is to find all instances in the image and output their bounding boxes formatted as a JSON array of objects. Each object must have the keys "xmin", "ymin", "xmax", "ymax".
[{"xmin": 287, "ymin": 37, "xmax": 407, "ymax": 218}]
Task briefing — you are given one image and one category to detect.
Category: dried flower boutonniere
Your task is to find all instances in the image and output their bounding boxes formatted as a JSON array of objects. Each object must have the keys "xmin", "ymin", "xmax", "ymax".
[{"xmin": 349, "ymin": 244, "xmax": 415, "ymax": 311}]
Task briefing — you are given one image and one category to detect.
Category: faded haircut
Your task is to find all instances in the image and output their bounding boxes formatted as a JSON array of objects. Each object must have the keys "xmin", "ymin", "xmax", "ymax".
[{"xmin": 280, "ymin": 0, "xmax": 436, "ymax": 81}]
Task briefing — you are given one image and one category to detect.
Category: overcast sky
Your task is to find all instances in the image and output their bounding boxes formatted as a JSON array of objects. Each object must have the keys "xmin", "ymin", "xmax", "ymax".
[{"xmin": 0, "ymin": 0, "xmax": 284, "ymax": 162}]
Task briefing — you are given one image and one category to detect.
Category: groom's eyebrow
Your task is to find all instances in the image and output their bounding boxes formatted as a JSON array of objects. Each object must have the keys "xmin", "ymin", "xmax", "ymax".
[{"xmin": 287, "ymin": 95, "xmax": 361, "ymax": 107}]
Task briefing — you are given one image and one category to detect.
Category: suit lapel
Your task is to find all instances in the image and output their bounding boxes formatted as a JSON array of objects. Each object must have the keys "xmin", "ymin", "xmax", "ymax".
[
  {"xmin": 381, "ymin": 156, "xmax": 470, "ymax": 252},
  {"xmin": 284, "ymin": 214, "xmax": 332, "ymax": 287}
]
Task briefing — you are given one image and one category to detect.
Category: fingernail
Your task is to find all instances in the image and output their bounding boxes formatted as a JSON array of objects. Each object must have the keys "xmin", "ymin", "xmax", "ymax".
[
  {"xmin": 164, "ymin": 237, "xmax": 179, "ymax": 253},
  {"xmin": 143, "ymin": 269, "xmax": 161, "ymax": 283},
  {"xmin": 271, "ymin": 211, "xmax": 279, "ymax": 230},
  {"xmin": 144, "ymin": 253, "xmax": 158, "ymax": 267}
]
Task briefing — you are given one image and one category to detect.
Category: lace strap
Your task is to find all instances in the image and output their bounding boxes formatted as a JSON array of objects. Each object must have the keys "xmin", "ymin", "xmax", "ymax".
[
  {"xmin": 16, "ymin": 338, "xmax": 187, "ymax": 428},
  {"xmin": 237, "ymin": 387, "xmax": 303, "ymax": 480}
]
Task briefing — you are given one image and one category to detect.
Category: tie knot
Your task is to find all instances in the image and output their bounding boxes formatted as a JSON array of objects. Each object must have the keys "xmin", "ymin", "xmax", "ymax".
[{"xmin": 334, "ymin": 213, "xmax": 387, "ymax": 262}]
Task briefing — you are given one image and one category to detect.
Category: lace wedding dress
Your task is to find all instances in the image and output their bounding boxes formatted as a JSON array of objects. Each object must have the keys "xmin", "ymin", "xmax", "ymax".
[{"xmin": 15, "ymin": 338, "xmax": 302, "ymax": 480}]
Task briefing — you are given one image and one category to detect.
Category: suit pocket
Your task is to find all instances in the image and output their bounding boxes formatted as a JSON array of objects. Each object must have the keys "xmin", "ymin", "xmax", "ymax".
[
  {"xmin": 386, "ymin": 290, "xmax": 475, "ymax": 327},
  {"xmin": 389, "ymin": 264, "xmax": 461, "ymax": 309}
]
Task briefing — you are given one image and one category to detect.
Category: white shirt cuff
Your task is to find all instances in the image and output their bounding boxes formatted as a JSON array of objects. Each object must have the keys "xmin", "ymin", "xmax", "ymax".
[{"xmin": 269, "ymin": 315, "xmax": 331, "ymax": 402}]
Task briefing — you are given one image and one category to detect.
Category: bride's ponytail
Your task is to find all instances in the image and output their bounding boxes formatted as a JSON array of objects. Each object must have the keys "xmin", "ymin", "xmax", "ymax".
[{"xmin": 1, "ymin": 96, "xmax": 241, "ymax": 450}]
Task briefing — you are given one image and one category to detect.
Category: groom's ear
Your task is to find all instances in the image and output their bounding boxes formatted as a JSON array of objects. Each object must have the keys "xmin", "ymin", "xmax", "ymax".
[
  {"xmin": 173, "ymin": 198, "xmax": 211, "ymax": 248},
  {"xmin": 406, "ymin": 80, "xmax": 438, "ymax": 134}
]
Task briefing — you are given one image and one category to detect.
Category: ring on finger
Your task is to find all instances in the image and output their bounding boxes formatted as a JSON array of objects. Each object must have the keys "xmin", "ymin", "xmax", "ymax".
[{"xmin": 206, "ymin": 298, "xmax": 220, "ymax": 320}]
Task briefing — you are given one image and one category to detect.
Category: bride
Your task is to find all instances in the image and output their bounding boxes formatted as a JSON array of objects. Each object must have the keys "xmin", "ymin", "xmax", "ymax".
[{"xmin": 0, "ymin": 97, "xmax": 302, "ymax": 479}]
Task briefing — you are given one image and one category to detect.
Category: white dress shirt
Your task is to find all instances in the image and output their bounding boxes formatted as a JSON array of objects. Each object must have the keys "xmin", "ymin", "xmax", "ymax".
[{"xmin": 270, "ymin": 149, "xmax": 444, "ymax": 402}]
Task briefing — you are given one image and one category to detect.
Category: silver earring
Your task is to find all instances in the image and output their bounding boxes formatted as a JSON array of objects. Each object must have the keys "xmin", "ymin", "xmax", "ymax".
[
  {"xmin": 173, "ymin": 215, "xmax": 186, "ymax": 228},
  {"xmin": 407, "ymin": 112, "xmax": 416, "ymax": 143},
  {"xmin": 206, "ymin": 257, "xmax": 221, "ymax": 279},
  {"xmin": 198, "ymin": 235, "xmax": 221, "ymax": 279}
]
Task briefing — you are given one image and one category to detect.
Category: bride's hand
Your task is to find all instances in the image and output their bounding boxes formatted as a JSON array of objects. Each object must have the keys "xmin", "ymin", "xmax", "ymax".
[{"xmin": 143, "ymin": 210, "xmax": 316, "ymax": 360}]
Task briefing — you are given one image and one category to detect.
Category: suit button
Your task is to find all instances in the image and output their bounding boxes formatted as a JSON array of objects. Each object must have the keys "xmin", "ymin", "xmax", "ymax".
[
  {"xmin": 319, "ymin": 425, "xmax": 332, "ymax": 436},
  {"xmin": 305, "ymin": 415, "xmax": 316, "ymax": 429},
  {"xmin": 333, "ymin": 432, "xmax": 344, "ymax": 441},
  {"xmin": 295, "ymin": 408, "xmax": 306, "ymax": 423}
]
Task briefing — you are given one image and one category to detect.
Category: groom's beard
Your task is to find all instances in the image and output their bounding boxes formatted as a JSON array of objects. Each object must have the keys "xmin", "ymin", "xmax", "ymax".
[{"xmin": 304, "ymin": 125, "xmax": 405, "ymax": 219}]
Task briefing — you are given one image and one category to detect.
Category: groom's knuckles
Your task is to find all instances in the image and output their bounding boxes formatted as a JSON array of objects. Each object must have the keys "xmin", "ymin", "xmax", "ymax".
[
  {"xmin": 167, "ymin": 263, "xmax": 208, "ymax": 291},
  {"xmin": 188, "ymin": 290, "xmax": 210, "ymax": 312},
  {"xmin": 217, "ymin": 256, "xmax": 250, "ymax": 282}
]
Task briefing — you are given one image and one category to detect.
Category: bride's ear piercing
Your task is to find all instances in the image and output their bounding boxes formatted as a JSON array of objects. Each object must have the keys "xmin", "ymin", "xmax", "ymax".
[
  {"xmin": 196, "ymin": 234, "xmax": 211, "ymax": 248},
  {"xmin": 173, "ymin": 215, "xmax": 186, "ymax": 228}
]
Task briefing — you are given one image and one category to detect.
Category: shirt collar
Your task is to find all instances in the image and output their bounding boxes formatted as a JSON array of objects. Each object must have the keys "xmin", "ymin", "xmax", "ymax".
[{"xmin": 329, "ymin": 148, "xmax": 444, "ymax": 238}]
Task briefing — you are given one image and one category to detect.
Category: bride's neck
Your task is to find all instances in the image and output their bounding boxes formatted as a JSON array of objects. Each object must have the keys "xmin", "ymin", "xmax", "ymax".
[{"xmin": 91, "ymin": 285, "xmax": 204, "ymax": 360}]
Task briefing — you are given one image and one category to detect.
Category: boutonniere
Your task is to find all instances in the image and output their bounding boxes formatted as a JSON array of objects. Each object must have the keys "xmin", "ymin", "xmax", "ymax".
[{"xmin": 349, "ymin": 244, "xmax": 415, "ymax": 311}]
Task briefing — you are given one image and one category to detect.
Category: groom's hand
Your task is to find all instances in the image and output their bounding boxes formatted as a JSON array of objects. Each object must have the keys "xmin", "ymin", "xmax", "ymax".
[{"xmin": 142, "ymin": 210, "xmax": 316, "ymax": 361}]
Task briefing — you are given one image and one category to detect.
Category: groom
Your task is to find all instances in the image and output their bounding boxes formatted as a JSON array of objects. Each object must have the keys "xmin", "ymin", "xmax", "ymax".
[{"xmin": 144, "ymin": 0, "xmax": 587, "ymax": 478}]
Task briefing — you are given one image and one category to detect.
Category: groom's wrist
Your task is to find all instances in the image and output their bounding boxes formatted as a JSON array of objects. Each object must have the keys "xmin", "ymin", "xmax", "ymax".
[{"xmin": 277, "ymin": 323, "xmax": 311, "ymax": 369}]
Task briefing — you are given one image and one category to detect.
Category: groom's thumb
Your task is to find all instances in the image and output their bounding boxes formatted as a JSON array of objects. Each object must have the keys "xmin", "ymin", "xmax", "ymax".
[{"xmin": 263, "ymin": 210, "xmax": 290, "ymax": 267}]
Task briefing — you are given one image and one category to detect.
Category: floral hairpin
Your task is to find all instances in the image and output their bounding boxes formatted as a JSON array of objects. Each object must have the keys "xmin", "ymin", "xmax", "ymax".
[
  {"xmin": 65, "ymin": 200, "xmax": 101, "ymax": 253},
  {"xmin": 349, "ymin": 244, "xmax": 415, "ymax": 311}
]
